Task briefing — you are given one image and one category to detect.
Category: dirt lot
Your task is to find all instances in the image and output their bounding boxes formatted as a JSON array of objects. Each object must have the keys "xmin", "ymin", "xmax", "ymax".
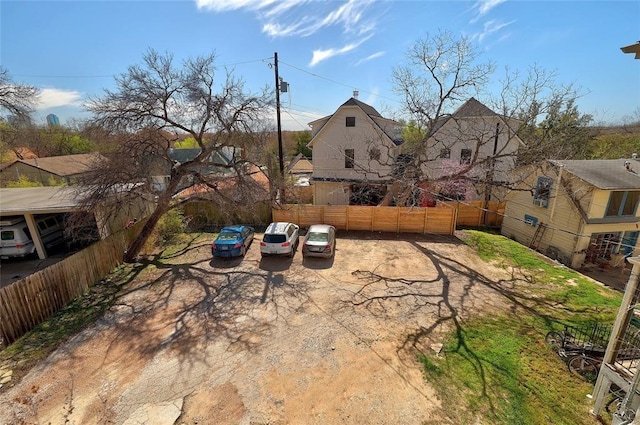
[{"xmin": 0, "ymin": 231, "xmax": 512, "ymax": 424}]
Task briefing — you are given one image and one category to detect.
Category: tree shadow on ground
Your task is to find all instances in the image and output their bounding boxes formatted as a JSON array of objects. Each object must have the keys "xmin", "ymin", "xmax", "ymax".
[
  {"xmin": 345, "ymin": 239, "xmax": 595, "ymax": 420},
  {"xmin": 52, "ymin": 235, "xmax": 312, "ymax": 380}
]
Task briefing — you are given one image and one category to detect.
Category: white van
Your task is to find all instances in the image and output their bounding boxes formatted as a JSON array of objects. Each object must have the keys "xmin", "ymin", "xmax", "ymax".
[{"xmin": 0, "ymin": 215, "xmax": 65, "ymax": 259}]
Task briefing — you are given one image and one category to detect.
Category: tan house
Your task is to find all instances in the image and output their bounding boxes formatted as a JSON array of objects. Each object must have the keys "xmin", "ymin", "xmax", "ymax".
[
  {"xmin": 308, "ymin": 97, "xmax": 403, "ymax": 205},
  {"xmin": 0, "ymin": 153, "xmax": 104, "ymax": 187},
  {"xmin": 501, "ymin": 158, "xmax": 640, "ymax": 269},
  {"xmin": 420, "ymin": 97, "xmax": 525, "ymax": 201}
]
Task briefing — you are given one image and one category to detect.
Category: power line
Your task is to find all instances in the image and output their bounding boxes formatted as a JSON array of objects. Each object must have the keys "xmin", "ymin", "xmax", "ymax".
[{"xmin": 279, "ymin": 59, "xmax": 402, "ymax": 106}]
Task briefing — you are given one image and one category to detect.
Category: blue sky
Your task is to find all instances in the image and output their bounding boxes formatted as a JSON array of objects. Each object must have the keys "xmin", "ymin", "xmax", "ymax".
[{"xmin": 1, "ymin": 0, "xmax": 639, "ymax": 130}]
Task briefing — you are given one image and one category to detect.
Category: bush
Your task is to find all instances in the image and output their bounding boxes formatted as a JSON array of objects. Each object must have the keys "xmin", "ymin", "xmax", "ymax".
[{"xmin": 155, "ymin": 209, "xmax": 186, "ymax": 245}]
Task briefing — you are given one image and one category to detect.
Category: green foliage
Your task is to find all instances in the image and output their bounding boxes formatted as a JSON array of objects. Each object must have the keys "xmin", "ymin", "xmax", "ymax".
[
  {"xmin": 174, "ymin": 137, "xmax": 199, "ymax": 149},
  {"xmin": 517, "ymin": 99, "xmax": 595, "ymax": 164},
  {"xmin": 587, "ymin": 132, "xmax": 640, "ymax": 159},
  {"xmin": 155, "ymin": 208, "xmax": 186, "ymax": 245},
  {"xmin": 5, "ymin": 176, "xmax": 44, "ymax": 187},
  {"xmin": 292, "ymin": 131, "xmax": 312, "ymax": 158},
  {"xmin": 401, "ymin": 120, "xmax": 426, "ymax": 153}
]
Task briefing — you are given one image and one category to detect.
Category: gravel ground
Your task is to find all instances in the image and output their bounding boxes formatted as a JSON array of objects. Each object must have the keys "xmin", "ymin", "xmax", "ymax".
[{"xmin": 0, "ymin": 231, "xmax": 509, "ymax": 425}]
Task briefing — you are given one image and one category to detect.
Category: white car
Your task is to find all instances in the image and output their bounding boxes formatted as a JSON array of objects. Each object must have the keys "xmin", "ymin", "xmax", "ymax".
[{"xmin": 260, "ymin": 222, "xmax": 300, "ymax": 257}]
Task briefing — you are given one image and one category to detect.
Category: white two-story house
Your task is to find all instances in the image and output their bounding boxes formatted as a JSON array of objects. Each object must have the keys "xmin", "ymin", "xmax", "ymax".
[
  {"xmin": 420, "ymin": 97, "xmax": 525, "ymax": 201},
  {"xmin": 308, "ymin": 97, "xmax": 403, "ymax": 205}
]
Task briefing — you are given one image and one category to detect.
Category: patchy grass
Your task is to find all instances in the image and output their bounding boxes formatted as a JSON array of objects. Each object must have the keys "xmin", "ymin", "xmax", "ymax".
[
  {"xmin": 420, "ymin": 230, "xmax": 623, "ymax": 425},
  {"xmin": 0, "ymin": 232, "xmax": 214, "ymax": 394},
  {"xmin": 0, "ymin": 266, "xmax": 136, "ymax": 392}
]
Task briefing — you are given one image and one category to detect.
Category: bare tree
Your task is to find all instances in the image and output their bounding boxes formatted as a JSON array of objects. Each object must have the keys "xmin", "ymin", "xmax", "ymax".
[
  {"xmin": 0, "ymin": 67, "xmax": 38, "ymax": 117},
  {"xmin": 389, "ymin": 30, "xmax": 593, "ymax": 204},
  {"xmin": 82, "ymin": 49, "xmax": 272, "ymax": 262}
]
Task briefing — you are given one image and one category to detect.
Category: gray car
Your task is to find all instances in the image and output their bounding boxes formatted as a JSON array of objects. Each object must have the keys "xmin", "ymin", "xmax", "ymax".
[{"xmin": 302, "ymin": 224, "xmax": 336, "ymax": 258}]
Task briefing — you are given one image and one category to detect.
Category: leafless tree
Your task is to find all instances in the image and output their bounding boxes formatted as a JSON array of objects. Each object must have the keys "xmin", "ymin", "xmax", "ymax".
[
  {"xmin": 387, "ymin": 30, "xmax": 593, "ymax": 204},
  {"xmin": 81, "ymin": 49, "xmax": 273, "ymax": 262},
  {"xmin": 0, "ymin": 67, "xmax": 38, "ymax": 117}
]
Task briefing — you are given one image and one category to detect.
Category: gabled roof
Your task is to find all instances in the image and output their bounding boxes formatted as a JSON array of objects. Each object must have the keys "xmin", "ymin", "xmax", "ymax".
[
  {"xmin": 5, "ymin": 153, "xmax": 105, "ymax": 177},
  {"xmin": 452, "ymin": 97, "xmax": 498, "ymax": 118},
  {"xmin": 550, "ymin": 159, "xmax": 640, "ymax": 190},
  {"xmin": 430, "ymin": 97, "xmax": 499, "ymax": 135},
  {"xmin": 339, "ymin": 97, "xmax": 382, "ymax": 118},
  {"xmin": 308, "ymin": 97, "xmax": 399, "ymax": 148},
  {"xmin": 286, "ymin": 153, "xmax": 313, "ymax": 174}
]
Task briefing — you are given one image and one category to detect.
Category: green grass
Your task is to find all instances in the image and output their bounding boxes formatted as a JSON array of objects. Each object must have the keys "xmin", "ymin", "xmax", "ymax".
[{"xmin": 419, "ymin": 230, "xmax": 623, "ymax": 425}]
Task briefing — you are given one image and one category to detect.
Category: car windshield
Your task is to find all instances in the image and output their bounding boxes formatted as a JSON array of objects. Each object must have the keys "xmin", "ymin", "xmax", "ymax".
[
  {"xmin": 217, "ymin": 231, "xmax": 240, "ymax": 241},
  {"xmin": 263, "ymin": 234, "xmax": 286, "ymax": 243},
  {"xmin": 307, "ymin": 232, "xmax": 329, "ymax": 242}
]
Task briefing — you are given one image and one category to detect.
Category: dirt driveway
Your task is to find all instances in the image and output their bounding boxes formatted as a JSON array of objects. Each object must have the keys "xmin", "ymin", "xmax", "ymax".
[{"xmin": 0, "ymin": 231, "xmax": 509, "ymax": 424}]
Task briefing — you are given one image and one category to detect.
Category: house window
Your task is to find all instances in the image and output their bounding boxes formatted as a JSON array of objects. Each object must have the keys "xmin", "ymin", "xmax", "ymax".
[
  {"xmin": 368, "ymin": 147, "xmax": 381, "ymax": 161},
  {"xmin": 460, "ymin": 149, "xmax": 472, "ymax": 164},
  {"xmin": 345, "ymin": 149, "xmax": 355, "ymax": 169},
  {"xmin": 606, "ymin": 191, "xmax": 640, "ymax": 217},
  {"xmin": 533, "ymin": 176, "xmax": 553, "ymax": 208},
  {"xmin": 346, "ymin": 117, "xmax": 355, "ymax": 127},
  {"xmin": 524, "ymin": 214, "xmax": 538, "ymax": 227},
  {"xmin": 440, "ymin": 148, "xmax": 451, "ymax": 159}
]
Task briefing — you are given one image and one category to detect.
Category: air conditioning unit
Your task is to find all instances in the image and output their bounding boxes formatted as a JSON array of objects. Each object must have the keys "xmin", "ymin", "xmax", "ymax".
[{"xmin": 533, "ymin": 198, "xmax": 548, "ymax": 208}]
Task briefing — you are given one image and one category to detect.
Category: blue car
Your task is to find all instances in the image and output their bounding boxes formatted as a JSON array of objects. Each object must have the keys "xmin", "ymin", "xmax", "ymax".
[{"xmin": 211, "ymin": 225, "xmax": 255, "ymax": 258}]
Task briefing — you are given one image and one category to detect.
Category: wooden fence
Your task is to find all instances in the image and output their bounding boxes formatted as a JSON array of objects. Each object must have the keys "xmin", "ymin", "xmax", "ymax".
[
  {"xmin": 272, "ymin": 201, "xmax": 505, "ymax": 234},
  {"xmin": 443, "ymin": 201, "xmax": 505, "ymax": 227},
  {"xmin": 0, "ymin": 228, "xmax": 134, "ymax": 345},
  {"xmin": 273, "ymin": 204, "xmax": 457, "ymax": 235}
]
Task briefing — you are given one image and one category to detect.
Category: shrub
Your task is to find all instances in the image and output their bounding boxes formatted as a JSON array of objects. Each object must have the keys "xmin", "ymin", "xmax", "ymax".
[{"xmin": 155, "ymin": 208, "xmax": 186, "ymax": 245}]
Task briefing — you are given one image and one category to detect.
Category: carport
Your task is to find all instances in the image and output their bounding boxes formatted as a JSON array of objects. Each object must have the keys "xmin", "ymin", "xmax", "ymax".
[{"xmin": 0, "ymin": 187, "xmax": 85, "ymax": 259}]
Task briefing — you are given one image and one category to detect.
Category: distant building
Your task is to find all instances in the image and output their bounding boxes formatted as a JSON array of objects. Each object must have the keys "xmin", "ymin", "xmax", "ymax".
[{"xmin": 46, "ymin": 114, "xmax": 60, "ymax": 126}]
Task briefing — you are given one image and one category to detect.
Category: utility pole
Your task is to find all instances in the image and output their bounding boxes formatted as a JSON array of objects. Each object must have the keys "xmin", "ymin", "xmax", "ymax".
[
  {"xmin": 273, "ymin": 52, "xmax": 288, "ymax": 203},
  {"xmin": 483, "ymin": 122, "xmax": 500, "ymax": 225},
  {"xmin": 274, "ymin": 52, "xmax": 284, "ymax": 180}
]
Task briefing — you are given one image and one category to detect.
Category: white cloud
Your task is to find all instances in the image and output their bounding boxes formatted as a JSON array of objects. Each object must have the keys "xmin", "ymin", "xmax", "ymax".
[
  {"xmin": 195, "ymin": 0, "xmax": 281, "ymax": 13},
  {"xmin": 471, "ymin": 19, "xmax": 515, "ymax": 43},
  {"xmin": 197, "ymin": 0, "xmax": 378, "ymax": 39},
  {"xmin": 309, "ymin": 35, "xmax": 373, "ymax": 67},
  {"xmin": 36, "ymin": 88, "xmax": 83, "ymax": 109},
  {"xmin": 470, "ymin": 0, "xmax": 507, "ymax": 23},
  {"xmin": 355, "ymin": 51, "xmax": 385, "ymax": 66}
]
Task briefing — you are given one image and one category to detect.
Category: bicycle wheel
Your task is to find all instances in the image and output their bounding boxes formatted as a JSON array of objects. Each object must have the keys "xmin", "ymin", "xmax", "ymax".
[
  {"xmin": 568, "ymin": 356, "xmax": 599, "ymax": 383},
  {"xmin": 545, "ymin": 331, "xmax": 564, "ymax": 352}
]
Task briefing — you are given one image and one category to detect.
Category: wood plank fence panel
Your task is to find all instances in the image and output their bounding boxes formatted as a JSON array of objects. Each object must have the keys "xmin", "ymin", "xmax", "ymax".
[
  {"xmin": 399, "ymin": 208, "xmax": 427, "ymax": 233},
  {"xmin": 297, "ymin": 206, "xmax": 324, "ymax": 228},
  {"xmin": 373, "ymin": 207, "xmax": 399, "ymax": 233},
  {"xmin": 323, "ymin": 206, "xmax": 348, "ymax": 229},
  {"xmin": 273, "ymin": 204, "xmax": 457, "ymax": 235},
  {"xmin": 0, "ymin": 229, "xmax": 132, "ymax": 345},
  {"xmin": 347, "ymin": 206, "xmax": 374, "ymax": 231},
  {"xmin": 424, "ymin": 209, "xmax": 457, "ymax": 234}
]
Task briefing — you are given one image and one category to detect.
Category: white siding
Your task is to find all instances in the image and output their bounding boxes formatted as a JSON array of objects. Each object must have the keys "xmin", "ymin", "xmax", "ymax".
[
  {"xmin": 311, "ymin": 106, "xmax": 397, "ymax": 182},
  {"xmin": 314, "ymin": 182, "xmax": 350, "ymax": 205}
]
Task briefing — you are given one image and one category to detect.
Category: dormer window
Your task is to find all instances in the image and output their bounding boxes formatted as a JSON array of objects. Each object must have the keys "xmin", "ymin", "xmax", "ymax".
[{"xmin": 346, "ymin": 117, "xmax": 355, "ymax": 127}]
